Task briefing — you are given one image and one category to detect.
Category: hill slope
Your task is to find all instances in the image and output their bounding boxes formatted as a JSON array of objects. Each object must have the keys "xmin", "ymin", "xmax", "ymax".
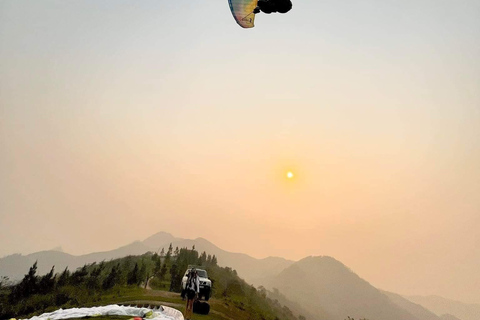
[
  {"xmin": 263, "ymin": 256, "xmax": 422, "ymax": 320},
  {"xmin": 381, "ymin": 291, "xmax": 440, "ymax": 320},
  {"xmin": 406, "ymin": 295, "xmax": 480, "ymax": 320}
]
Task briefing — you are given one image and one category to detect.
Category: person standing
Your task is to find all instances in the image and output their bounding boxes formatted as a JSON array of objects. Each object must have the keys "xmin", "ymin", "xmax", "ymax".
[{"xmin": 184, "ymin": 268, "xmax": 200, "ymax": 320}]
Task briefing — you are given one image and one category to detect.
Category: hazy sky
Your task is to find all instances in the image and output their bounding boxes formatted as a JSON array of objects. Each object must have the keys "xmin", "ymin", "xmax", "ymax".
[{"xmin": 1, "ymin": 0, "xmax": 479, "ymax": 303}]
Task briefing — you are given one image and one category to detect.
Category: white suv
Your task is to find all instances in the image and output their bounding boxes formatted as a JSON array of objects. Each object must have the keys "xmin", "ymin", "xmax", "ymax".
[{"xmin": 181, "ymin": 268, "xmax": 212, "ymax": 301}]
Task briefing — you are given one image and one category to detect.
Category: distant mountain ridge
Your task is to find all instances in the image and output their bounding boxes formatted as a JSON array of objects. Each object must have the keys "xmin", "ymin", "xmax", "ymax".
[
  {"xmin": 0, "ymin": 241, "xmax": 152, "ymax": 282},
  {"xmin": 381, "ymin": 291, "xmax": 441, "ymax": 320},
  {"xmin": 0, "ymin": 231, "xmax": 293, "ymax": 285},
  {"xmin": 262, "ymin": 256, "xmax": 439, "ymax": 320},
  {"xmin": 142, "ymin": 231, "xmax": 181, "ymax": 250},
  {"xmin": 405, "ymin": 295, "xmax": 480, "ymax": 320}
]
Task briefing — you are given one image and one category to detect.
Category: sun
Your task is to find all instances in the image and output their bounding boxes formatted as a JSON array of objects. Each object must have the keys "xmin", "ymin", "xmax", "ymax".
[{"xmin": 286, "ymin": 171, "xmax": 294, "ymax": 179}]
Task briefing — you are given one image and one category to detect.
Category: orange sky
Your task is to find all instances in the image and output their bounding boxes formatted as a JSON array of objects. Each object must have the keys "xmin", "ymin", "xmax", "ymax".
[{"xmin": 1, "ymin": 0, "xmax": 479, "ymax": 303}]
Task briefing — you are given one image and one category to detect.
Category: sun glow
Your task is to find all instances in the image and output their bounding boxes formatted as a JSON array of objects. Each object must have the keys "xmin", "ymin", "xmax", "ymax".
[{"xmin": 287, "ymin": 171, "xmax": 294, "ymax": 179}]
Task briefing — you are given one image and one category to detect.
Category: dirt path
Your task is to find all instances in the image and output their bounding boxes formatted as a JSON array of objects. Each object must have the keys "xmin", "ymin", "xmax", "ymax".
[
  {"xmin": 117, "ymin": 300, "xmax": 183, "ymax": 308},
  {"xmin": 208, "ymin": 309, "xmax": 236, "ymax": 320},
  {"xmin": 141, "ymin": 279, "xmax": 235, "ymax": 320}
]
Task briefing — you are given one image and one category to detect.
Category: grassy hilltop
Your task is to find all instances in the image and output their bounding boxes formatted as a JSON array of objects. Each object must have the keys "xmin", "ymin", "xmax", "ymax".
[{"xmin": 0, "ymin": 246, "xmax": 306, "ymax": 320}]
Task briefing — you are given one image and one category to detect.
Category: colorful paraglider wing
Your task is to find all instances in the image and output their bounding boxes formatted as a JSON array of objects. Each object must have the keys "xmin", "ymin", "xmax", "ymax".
[{"xmin": 228, "ymin": 0, "xmax": 258, "ymax": 28}]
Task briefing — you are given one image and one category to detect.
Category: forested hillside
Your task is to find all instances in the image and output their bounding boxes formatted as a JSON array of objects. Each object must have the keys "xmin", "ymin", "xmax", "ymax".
[{"xmin": 0, "ymin": 246, "xmax": 306, "ymax": 320}]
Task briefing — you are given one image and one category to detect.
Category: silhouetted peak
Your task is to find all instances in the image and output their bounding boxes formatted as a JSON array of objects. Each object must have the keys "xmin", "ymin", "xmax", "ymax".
[
  {"xmin": 295, "ymin": 255, "xmax": 354, "ymax": 274},
  {"xmin": 194, "ymin": 237, "xmax": 212, "ymax": 244},
  {"xmin": 142, "ymin": 231, "xmax": 181, "ymax": 249}
]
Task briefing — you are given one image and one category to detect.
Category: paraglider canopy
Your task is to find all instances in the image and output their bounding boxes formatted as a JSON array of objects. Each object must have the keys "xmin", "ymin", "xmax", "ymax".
[
  {"xmin": 228, "ymin": 0, "xmax": 258, "ymax": 28},
  {"xmin": 228, "ymin": 0, "xmax": 293, "ymax": 28}
]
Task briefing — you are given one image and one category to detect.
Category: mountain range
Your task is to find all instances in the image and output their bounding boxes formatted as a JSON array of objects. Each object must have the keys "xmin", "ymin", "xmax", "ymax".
[
  {"xmin": 263, "ymin": 256, "xmax": 442, "ymax": 320},
  {"xmin": 0, "ymin": 232, "xmax": 293, "ymax": 286},
  {"xmin": 405, "ymin": 295, "xmax": 480, "ymax": 320},
  {"xmin": 1, "ymin": 231, "xmax": 476, "ymax": 320}
]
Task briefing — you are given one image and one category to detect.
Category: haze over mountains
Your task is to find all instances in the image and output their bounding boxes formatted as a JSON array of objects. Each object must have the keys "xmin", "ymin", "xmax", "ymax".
[
  {"xmin": 405, "ymin": 296, "xmax": 480, "ymax": 320},
  {"xmin": 1, "ymin": 231, "xmax": 476, "ymax": 320},
  {"xmin": 263, "ymin": 256, "xmax": 442, "ymax": 320},
  {"xmin": 0, "ymin": 231, "xmax": 293, "ymax": 285}
]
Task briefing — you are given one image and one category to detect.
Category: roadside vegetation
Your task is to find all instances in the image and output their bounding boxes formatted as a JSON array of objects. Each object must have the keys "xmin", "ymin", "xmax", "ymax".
[{"xmin": 0, "ymin": 246, "xmax": 305, "ymax": 320}]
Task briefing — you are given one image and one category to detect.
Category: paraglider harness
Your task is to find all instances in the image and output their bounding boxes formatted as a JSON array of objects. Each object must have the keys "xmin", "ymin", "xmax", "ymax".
[
  {"xmin": 185, "ymin": 270, "xmax": 198, "ymax": 300},
  {"xmin": 254, "ymin": 0, "xmax": 293, "ymax": 14}
]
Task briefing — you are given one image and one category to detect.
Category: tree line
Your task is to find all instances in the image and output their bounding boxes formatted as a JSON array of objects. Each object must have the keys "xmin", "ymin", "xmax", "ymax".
[
  {"xmin": 0, "ymin": 245, "xmax": 217, "ymax": 318},
  {"xmin": 151, "ymin": 244, "xmax": 218, "ymax": 292},
  {"xmin": 0, "ymin": 245, "xmax": 307, "ymax": 320}
]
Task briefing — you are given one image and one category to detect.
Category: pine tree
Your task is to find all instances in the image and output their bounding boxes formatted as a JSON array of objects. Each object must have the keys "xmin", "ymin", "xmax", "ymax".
[
  {"xmin": 165, "ymin": 244, "xmax": 172, "ymax": 266},
  {"xmin": 39, "ymin": 266, "xmax": 55, "ymax": 294},
  {"xmin": 20, "ymin": 261, "xmax": 39, "ymax": 297},
  {"xmin": 87, "ymin": 262, "xmax": 105, "ymax": 290},
  {"xmin": 71, "ymin": 265, "xmax": 88, "ymax": 286},
  {"xmin": 198, "ymin": 251, "xmax": 207, "ymax": 266},
  {"xmin": 169, "ymin": 263, "xmax": 179, "ymax": 292},
  {"xmin": 102, "ymin": 264, "xmax": 120, "ymax": 290},
  {"xmin": 25, "ymin": 261, "xmax": 39, "ymax": 295},
  {"xmin": 56, "ymin": 267, "xmax": 70, "ymax": 287},
  {"xmin": 154, "ymin": 255, "xmax": 162, "ymax": 276},
  {"xmin": 212, "ymin": 255, "xmax": 218, "ymax": 266},
  {"xmin": 159, "ymin": 262, "xmax": 168, "ymax": 281},
  {"xmin": 127, "ymin": 263, "xmax": 139, "ymax": 285},
  {"xmin": 138, "ymin": 263, "xmax": 147, "ymax": 286},
  {"xmin": 10, "ymin": 261, "xmax": 39, "ymax": 301}
]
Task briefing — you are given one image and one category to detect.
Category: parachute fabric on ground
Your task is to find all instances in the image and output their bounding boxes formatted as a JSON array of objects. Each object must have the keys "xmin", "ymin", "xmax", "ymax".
[
  {"xmin": 228, "ymin": 0, "xmax": 258, "ymax": 28},
  {"xmin": 161, "ymin": 306, "xmax": 184, "ymax": 320},
  {"xmin": 21, "ymin": 304, "xmax": 184, "ymax": 320}
]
